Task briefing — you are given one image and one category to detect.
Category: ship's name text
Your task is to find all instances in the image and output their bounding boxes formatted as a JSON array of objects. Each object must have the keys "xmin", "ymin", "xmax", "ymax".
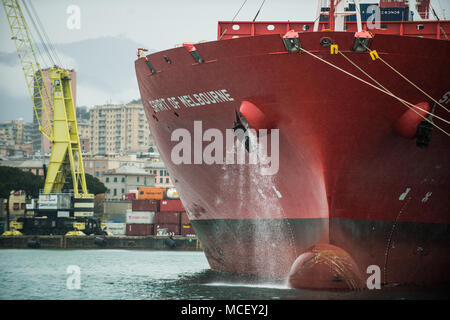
[{"xmin": 148, "ymin": 89, "xmax": 234, "ymax": 113}]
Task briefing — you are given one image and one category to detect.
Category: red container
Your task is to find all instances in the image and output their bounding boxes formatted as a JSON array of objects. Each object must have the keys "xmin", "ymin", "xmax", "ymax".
[
  {"xmin": 181, "ymin": 224, "xmax": 195, "ymax": 236},
  {"xmin": 126, "ymin": 223, "xmax": 154, "ymax": 236},
  {"xmin": 155, "ymin": 211, "xmax": 180, "ymax": 225},
  {"xmin": 155, "ymin": 223, "xmax": 180, "ymax": 235},
  {"xmin": 160, "ymin": 200, "xmax": 184, "ymax": 212},
  {"xmin": 122, "ymin": 193, "xmax": 136, "ymax": 201},
  {"xmin": 181, "ymin": 212, "xmax": 190, "ymax": 225},
  {"xmin": 132, "ymin": 199, "xmax": 159, "ymax": 212}
]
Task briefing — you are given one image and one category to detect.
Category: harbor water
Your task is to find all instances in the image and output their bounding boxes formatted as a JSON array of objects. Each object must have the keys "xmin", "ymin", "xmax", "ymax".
[{"xmin": 0, "ymin": 249, "xmax": 447, "ymax": 300}]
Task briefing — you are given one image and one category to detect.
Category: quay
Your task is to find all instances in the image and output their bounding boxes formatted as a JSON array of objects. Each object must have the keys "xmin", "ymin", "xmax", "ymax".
[{"xmin": 0, "ymin": 235, "xmax": 202, "ymax": 251}]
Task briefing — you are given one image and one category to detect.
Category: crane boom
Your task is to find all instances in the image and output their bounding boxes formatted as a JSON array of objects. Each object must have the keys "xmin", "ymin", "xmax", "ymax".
[
  {"xmin": 2, "ymin": 0, "xmax": 91, "ymax": 198},
  {"xmin": 2, "ymin": 0, "xmax": 52, "ymax": 140}
]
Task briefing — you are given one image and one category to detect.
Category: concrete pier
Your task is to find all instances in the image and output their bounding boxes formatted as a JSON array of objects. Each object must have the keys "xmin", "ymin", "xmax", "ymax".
[{"xmin": 0, "ymin": 235, "xmax": 202, "ymax": 251}]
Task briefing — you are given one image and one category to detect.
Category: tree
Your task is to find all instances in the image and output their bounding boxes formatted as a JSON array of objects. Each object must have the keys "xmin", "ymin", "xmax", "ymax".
[
  {"xmin": 62, "ymin": 172, "xmax": 107, "ymax": 195},
  {"xmin": 85, "ymin": 173, "xmax": 107, "ymax": 195},
  {"xmin": 0, "ymin": 166, "xmax": 44, "ymax": 230}
]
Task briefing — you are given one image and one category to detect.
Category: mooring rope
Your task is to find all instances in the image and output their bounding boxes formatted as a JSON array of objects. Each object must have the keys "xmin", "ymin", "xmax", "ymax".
[
  {"xmin": 297, "ymin": 46, "xmax": 450, "ymax": 137},
  {"xmin": 362, "ymin": 43, "xmax": 450, "ymax": 114}
]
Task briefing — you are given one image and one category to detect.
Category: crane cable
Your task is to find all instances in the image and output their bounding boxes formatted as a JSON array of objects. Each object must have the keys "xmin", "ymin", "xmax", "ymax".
[
  {"xmin": 21, "ymin": 0, "xmax": 63, "ymax": 69},
  {"xmin": 27, "ymin": 0, "xmax": 64, "ymax": 68},
  {"xmin": 21, "ymin": 0, "xmax": 55, "ymax": 67},
  {"xmin": 296, "ymin": 46, "xmax": 450, "ymax": 137},
  {"xmin": 219, "ymin": 0, "xmax": 249, "ymax": 40},
  {"xmin": 252, "ymin": 0, "xmax": 267, "ymax": 22}
]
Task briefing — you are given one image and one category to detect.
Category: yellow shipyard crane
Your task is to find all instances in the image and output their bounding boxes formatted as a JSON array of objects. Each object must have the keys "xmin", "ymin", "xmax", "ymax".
[
  {"xmin": 2, "ymin": 0, "xmax": 95, "ymax": 223},
  {"xmin": 2, "ymin": 0, "xmax": 89, "ymax": 196}
]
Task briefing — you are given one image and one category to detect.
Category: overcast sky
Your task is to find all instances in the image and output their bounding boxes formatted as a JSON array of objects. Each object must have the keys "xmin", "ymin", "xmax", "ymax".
[
  {"xmin": 0, "ymin": 0, "xmax": 449, "ymax": 122},
  {"xmin": 0, "ymin": 0, "xmax": 320, "ymax": 53}
]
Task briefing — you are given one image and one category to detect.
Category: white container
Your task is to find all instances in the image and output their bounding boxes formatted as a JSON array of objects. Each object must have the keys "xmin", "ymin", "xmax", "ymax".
[
  {"xmin": 104, "ymin": 222, "xmax": 126, "ymax": 235},
  {"xmin": 39, "ymin": 194, "xmax": 58, "ymax": 209},
  {"xmin": 39, "ymin": 194, "xmax": 71, "ymax": 209},
  {"xmin": 126, "ymin": 211, "xmax": 155, "ymax": 224},
  {"xmin": 166, "ymin": 188, "xmax": 179, "ymax": 199},
  {"xmin": 57, "ymin": 211, "xmax": 70, "ymax": 218}
]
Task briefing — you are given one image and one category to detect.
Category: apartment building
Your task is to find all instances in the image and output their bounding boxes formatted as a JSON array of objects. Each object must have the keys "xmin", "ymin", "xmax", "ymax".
[
  {"xmin": 146, "ymin": 161, "xmax": 174, "ymax": 188},
  {"xmin": 0, "ymin": 119, "xmax": 33, "ymax": 145},
  {"xmin": 90, "ymin": 104, "xmax": 153, "ymax": 155},
  {"xmin": 77, "ymin": 120, "xmax": 91, "ymax": 154},
  {"xmin": 83, "ymin": 154, "xmax": 148, "ymax": 179},
  {"xmin": 103, "ymin": 165, "xmax": 155, "ymax": 200}
]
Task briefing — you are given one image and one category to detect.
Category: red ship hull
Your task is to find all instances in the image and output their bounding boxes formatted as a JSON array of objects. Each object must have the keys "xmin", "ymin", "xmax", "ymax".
[{"xmin": 135, "ymin": 31, "xmax": 450, "ymax": 289}]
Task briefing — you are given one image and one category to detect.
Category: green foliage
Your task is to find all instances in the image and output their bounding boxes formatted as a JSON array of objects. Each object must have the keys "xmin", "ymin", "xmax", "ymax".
[
  {"xmin": 0, "ymin": 166, "xmax": 43, "ymax": 198},
  {"xmin": 0, "ymin": 166, "xmax": 106, "ymax": 197},
  {"xmin": 85, "ymin": 173, "xmax": 107, "ymax": 195},
  {"xmin": 63, "ymin": 172, "xmax": 106, "ymax": 195}
]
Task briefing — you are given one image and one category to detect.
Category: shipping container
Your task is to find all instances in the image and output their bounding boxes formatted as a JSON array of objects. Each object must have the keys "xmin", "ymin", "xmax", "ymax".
[
  {"xmin": 155, "ymin": 211, "xmax": 180, "ymax": 225},
  {"xmin": 155, "ymin": 223, "xmax": 180, "ymax": 235},
  {"xmin": 126, "ymin": 223, "xmax": 154, "ymax": 236},
  {"xmin": 102, "ymin": 213, "xmax": 126, "ymax": 223},
  {"xmin": 160, "ymin": 200, "xmax": 184, "ymax": 212},
  {"xmin": 137, "ymin": 187, "xmax": 165, "ymax": 200},
  {"xmin": 104, "ymin": 201, "xmax": 132, "ymax": 215},
  {"xmin": 380, "ymin": 7, "xmax": 409, "ymax": 21},
  {"xmin": 132, "ymin": 199, "xmax": 159, "ymax": 212},
  {"xmin": 166, "ymin": 188, "xmax": 180, "ymax": 199},
  {"xmin": 38, "ymin": 193, "xmax": 71, "ymax": 210},
  {"xmin": 181, "ymin": 224, "xmax": 195, "ymax": 236},
  {"xmin": 122, "ymin": 193, "xmax": 136, "ymax": 201},
  {"xmin": 126, "ymin": 211, "xmax": 155, "ymax": 224},
  {"xmin": 181, "ymin": 212, "xmax": 190, "ymax": 225},
  {"xmin": 103, "ymin": 222, "xmax": 126, "ymax": 235}
]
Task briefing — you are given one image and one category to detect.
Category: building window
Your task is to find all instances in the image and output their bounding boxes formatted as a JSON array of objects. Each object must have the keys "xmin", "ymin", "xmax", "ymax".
[
  {"xmin": 113, "ymin": 189, "xmax": 117, "ymax": 196},
  {"xmin": 13, "ymin": 203, "xmax": 19, "ymax": 210},
  {"xmin": 114, "ymin": 177, "xmax": 117, "ymax": 182},
  {"xmin": 160, "ymin": 170, "xmax": 163, "ymax": 176},
  {"xmin": 106, "ymin": 177, "xmax": 109, "ymax": 183},
  {"xmin": 137, "ymin": 177, "xmax": 140, "ymax": 182},
  {"xmin": 21, "ymin": 203, "xmax": 26, "ymax": 209},
  {"xmin": 166, "ymin": 178, "xmax": 169, "ymax": 183},
  {"xmin": 121, "ymin": 188, "xmax": 125, "ymax": 194},
  {"xmin": 160, "ymin": 178, "xmax": 163, "ymax": 183},
  {"xmin": 122, "ymin": 177, "xmax": 125, "ymax": 182}
]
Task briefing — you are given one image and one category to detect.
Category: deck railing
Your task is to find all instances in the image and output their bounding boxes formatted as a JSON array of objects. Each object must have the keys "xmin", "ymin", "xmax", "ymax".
[{"xmin": 218, "ymin": 20, "xmax": 450, "ymax": 40}]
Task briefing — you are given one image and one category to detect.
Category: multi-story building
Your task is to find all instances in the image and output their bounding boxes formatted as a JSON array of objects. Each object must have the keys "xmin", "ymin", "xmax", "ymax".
[
  {"xmin": 145, "ymin": 161, "xmax": 174, "ymax": 188},
  {"xmin": 0, "ymin": 119, "xmax": 28, "ymax": 144},
  {"xmin": 89, "ymin": 104, "xmax": 153, "ymax": 155},
  {"xmin": 83, "ymin": 154, "xmax": 149, "ymax": 179},
  {"xmin": 77, "ymin": 120, "xmax": 91, "ymax": 154},
  {"xmin": 103, "ymin": 165, "xmax": 155, "ymax": 200},
  {"xmin": 0, "ymin": 120, "xmax": 35, "ymax": 157}
]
